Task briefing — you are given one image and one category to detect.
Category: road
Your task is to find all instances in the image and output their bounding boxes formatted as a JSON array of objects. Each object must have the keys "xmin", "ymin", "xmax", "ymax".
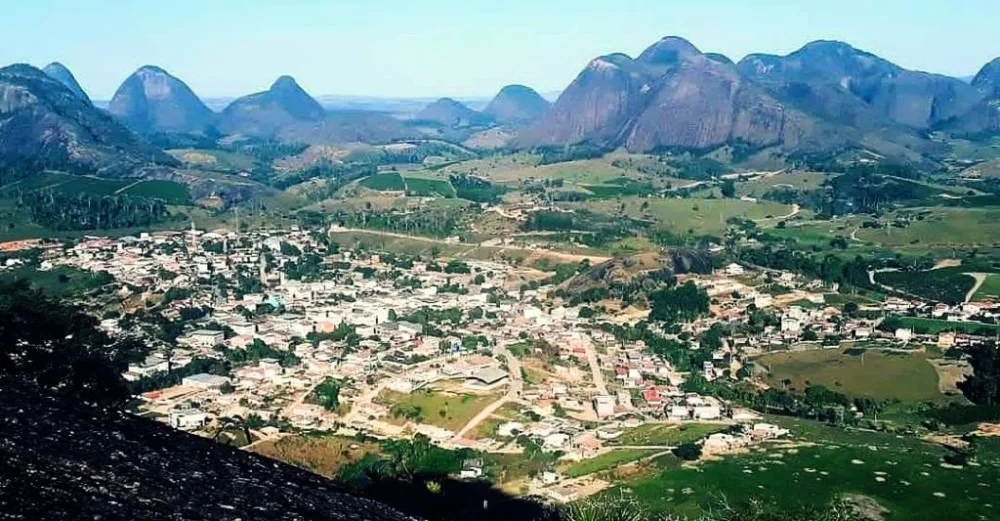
[
  {"xmin": 584, "ymin": 337, "xmax": 608, "ymax": 396},
  {"xmin": 965, "ymin": 273, "xmax": 989, "ymax": 303},
  {"xmin": 452, "ymin": 343, "xmax": 523, "ymax": 440}
]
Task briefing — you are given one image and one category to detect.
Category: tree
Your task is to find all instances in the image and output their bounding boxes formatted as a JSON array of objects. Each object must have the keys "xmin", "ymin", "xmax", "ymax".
[
  {"xmin": 0, "ymin": 280, "xmax": 135, "ymax": 407},
  {"xmin": 673, "ymin": 443, "xmax": 702, "ymax": 461},
  {"xmin": 649, "ymin": 281, "xmax": 710, "ymax": 323},
  {"xmin": 721, "ymin": 179, "xmax": 736, "ymax": 198}
]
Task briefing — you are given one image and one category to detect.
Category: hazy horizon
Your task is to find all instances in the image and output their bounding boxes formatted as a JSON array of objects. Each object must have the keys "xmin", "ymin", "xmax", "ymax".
[{"xmin": 3, "ymin": 0, "xmax": 998, "ymax": 100}]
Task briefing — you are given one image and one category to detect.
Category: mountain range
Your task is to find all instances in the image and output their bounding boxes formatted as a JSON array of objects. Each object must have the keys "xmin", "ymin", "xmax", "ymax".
[{"xmin": 5, "ymin": 37, "xmax": 1000, "ymax": 190}]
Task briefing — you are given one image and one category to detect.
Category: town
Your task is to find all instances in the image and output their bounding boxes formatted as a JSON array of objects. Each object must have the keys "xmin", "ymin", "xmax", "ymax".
[{"xmin": 4, "ymin": 223, "xmax": 999, "ymax": 503}]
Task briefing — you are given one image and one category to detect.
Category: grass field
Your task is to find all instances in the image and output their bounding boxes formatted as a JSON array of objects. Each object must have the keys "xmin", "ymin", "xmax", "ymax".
[
  {"xmin": 167, "ymin": 148, "xmax": 256, "ymax": 172},
  {"xmin": 562, "ymin": 449, "xmax": 661, "ymax": 478},
  {"xmin": 376, "ymin": 388, "xmax": 499, "ymax": 432},
  {"xmin": 566, "ymin": 197, "xmax": 792, "ymax": 236},
  {"xmin": 755, "ymin": 349, "xmax": 944, "ymax": 402},
  {"xmin": 973, "ymin": 274, "xmax": 1000, "ymax": 300},
  {"xmin": 0, "ymin": 265, "xmax": 113, "ymax": 298},
  {"xmin": 736, "ymin": 172, "xmax": 827, "ymax": 198},
  {"xmin": 250, "ymin": 435, "xmax": 381, "ymax": 478},
  {"xmin": 855, "ymin": 207, "xmax": 1000, "ymax": 247},
  {"xmin": 403, "ymin": 175, "xmax": 457, "ymax": 198},
  {"xmin": 608, "ymin": 423, "xmax": 726, "ymax": 447},
  {"xmin": 619, "ymin": 432, "xmax": 996, "ymax": 521},
  {"xmin": 1, "ymin": 172, "xmax": 191, "ymax": 204},
  {"xmin": 360, "ymin": 172, "xmax": 406, "ymax": 191},
  {"xmin": 896, "ymin": 317, "xmax": 1000, "ymax": 336},
  {"xmin": 119, "ymin": 180, "xmax": 191, "ymax": 204}
]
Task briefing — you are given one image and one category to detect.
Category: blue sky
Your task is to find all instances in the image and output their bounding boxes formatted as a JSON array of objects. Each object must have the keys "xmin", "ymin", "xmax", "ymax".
[{"xmin": 2, "ymin": 0, "xmax": 998, "ymax": 100}]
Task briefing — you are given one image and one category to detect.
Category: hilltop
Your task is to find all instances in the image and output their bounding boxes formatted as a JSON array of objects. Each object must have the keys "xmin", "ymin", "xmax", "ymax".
[{"xmin": 108, "ymin": 65, "xmax": 215, "ymax": 134}]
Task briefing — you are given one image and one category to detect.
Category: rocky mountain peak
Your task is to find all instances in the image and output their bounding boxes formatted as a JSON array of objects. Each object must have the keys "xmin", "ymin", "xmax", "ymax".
[
  {"xmin": 41, "ymin": 62, "xmax": 90, "ymax": 104},
  {"xmin": 108, "ymin": 65, "xmax": 214, "ymax": 134}
]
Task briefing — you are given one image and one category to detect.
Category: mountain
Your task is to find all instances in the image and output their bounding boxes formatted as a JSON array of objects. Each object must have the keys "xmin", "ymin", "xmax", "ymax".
[
  {"xmin": 737, "ymin": 41, "xmax": 983, "ymax": 129},
  {"xmin": 942, "ymin": 57, "xmax": 1000, "ymax": 136},
  {"xmin": 415, "ymin": 97, "xmax": 491, "ymax": 127},
  {"xmin": 1, "ymin": 380, "xmax": 415, "ymax": 521},
  {"xmin": 483, "ymin": 85, "xmax": 550, "ymax": 124},
  {"xmin": 521, "ymin": 37, "xmax": 870, "ymax": 156},
  {"xmin": 41, "ymin": 62, "xmax": 90, "ymax": 105},
  {"xmin": 0, "ymin": 64, "xmax": 175, "ymax": 175},
  {"xmin": 277, "ymin": 109, "xmax": 419, "ymax": 145},
  {"xmin": 217, "ymin": 75, "xmax": 325, "ymax": 137},
  {"xmin": 108, "ymin": 66, "xmax": 215, "ymax": 134}
]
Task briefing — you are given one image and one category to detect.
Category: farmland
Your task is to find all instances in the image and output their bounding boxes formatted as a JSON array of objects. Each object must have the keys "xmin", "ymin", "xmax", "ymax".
[
  {"xmin": 0, "ymin": 172, "xmax": 191, "ymax": 204},
  {"xmin": 403, "ymin": 175, "xmax": 457, "ymax": 198},
  {"xmin": 564, "ymin": 197, "xmax": 793, "ymax": 236},
  {"xmin": 359, "ymin": 172, "xmax": 406, "ymax": 191},
  {"xmin": 755, "ymin": 349, "xmax": 946, "ymax": 402},
  {"xmin": 973, "ymin": 273, "xmax": 1000, "ymax": 300},
  {"xmin": 855, "ymin": 207, "xmax": 1000, "ymax": 247},
  {"xmin": 875, "ymin": 268, "xmax": 977, "ymax": 304}
]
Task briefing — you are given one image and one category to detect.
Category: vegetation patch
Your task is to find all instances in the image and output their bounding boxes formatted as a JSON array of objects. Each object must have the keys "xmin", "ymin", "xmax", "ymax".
[
  {"xmin": 250, "ymin": 435, "xmax": 381, "ymax": 478},
  {"xmin": 874, "ymin": 268, "xmax": 975, "ymax": 304},
  {"xmin": 359, "ymin": 172, "xmax": 406, "ymax": 191},
  {"xmin": 376, "ymin": 388, "xmax": 498, "ymax": 431},
  {"xmin": 403, "ymin": 176, "xmax": 456, "ymax": 198},
  {"xmin": 562, "ymin": 449, "xmax": 660, "ymax": 478},
  {"xmin": 756, "ymin": 349, "xmax": 944, "ymax": 402},
  {"xmin": 608, "ymin": 423, "xmax": 726, "ymax": 447}
]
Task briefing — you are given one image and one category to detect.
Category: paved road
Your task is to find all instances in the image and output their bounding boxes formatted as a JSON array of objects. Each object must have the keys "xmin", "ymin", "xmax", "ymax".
[{"xmin": 452, "ymin": 344, "xmax": 523, "ymax": 440}]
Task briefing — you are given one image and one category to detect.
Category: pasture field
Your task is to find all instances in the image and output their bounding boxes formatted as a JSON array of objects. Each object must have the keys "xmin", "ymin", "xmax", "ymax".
[
  {"xmin": 566, "ymin": 197, "xmax": 792, "ymax": 236},
  {"xmin": 120, "ymin": 180, "xmax": 191, "ymax": 204},
  {"xmin": 250, "ymin": 435, "xmax": 381, "ymax": 478},
  {"xmin": 973, "ymin": 274, "xmax": 1000, "ymax": 300},
  {"xmin": 755, "ymin": 349, "xmax": 944, "ymax": 402},
  {"xmin": 736, "ymin": 171, "xmax": 827, "ymax": 198},
  {"xmin": 403, "ymin": 175, "xmax": 457, "ymax": 198},
  {"xmin": 855, "ymin": 207, "xmax": 1000, "ymax": 247},
  {"xmin": 359, "ymin": 172, "xmax": 406, "ymax": 191},
  {"xmin": 561, "ymin": 449, "xmax": 661, "ymax": 478},
  {"xmin": 896, "ymin": 317, "xmax": 1000, "ymax": 336},
  {"xmin": 0, "ymin": 265, "xmax": 113, "ymax": 298},
  {"xmin": 619, "ymin": 427, "xmax": 997, "ymax": 521},
  {"xmin": 375, "ymin": 389, "xmax": 499, "ymax": 432},
  {"xmin": 166, "ymin": 148, "xmax": 256, "ymax": 172},
  {"xmin": 608, "ymin": 423, "xmax": 726, "ymax": 447}
]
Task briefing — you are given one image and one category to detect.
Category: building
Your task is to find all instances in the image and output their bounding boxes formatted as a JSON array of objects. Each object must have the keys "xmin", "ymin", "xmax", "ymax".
[
  {"xmin": 182, "ymin": 329, "xmax": 225, "ymax": 348},
  {"xmin": 592, "ymin": 395, "xmax": 615, "ymax": 418},
  {"xmin": 182, "ymin": 373, "xmax": 230, "ymax": 390},
  {"xmin": 169, "ymin": 408, "xmax": 209, "ymax": 430}
]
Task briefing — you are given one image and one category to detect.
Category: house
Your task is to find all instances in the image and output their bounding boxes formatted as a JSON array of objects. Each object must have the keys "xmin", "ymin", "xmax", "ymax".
[
  {"xmin": 895, "ymin": 328, "xmax": 914, "ymax": 342},
  {"xmin": 592, "ymin": 395, "xmax": 615, "ymax": 418},
  {"xmin": 182, "ymin": 373, "xmax": 230, "ymax": 390},
  {"xmin": 169, "ymin": 408, "xmax": 209, "ymax": 430},
  {"xmin": 724, "ymin": 263, "xmax": 745, "ymax": 276},
  {"xmin": 181, "ymin": 329, "xmax": 225, "ymax": 348},
  {"xmin": 693, "ymin": 405, "xmax": 721, "ymax": 420},
  {"xmin": 937, "ymin": 332, "xmax": 956, "ymax": 349},
  {"xmin": 459, "ymin": 459, "xmax": 484, "ymax": 479}
]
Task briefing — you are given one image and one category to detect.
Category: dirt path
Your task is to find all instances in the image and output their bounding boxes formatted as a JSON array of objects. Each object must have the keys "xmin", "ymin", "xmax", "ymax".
[
  {"xmin": 114, "ymin": 179, "xmax": 144, "ymax": 194},
  {"xmin": 965, "ymin": 273, "xmax": 988, "ymax": 303},
  {"xmin": 754, "ymin": 204, "xmax": 800, "ymax": 223},
  {"xmin": 453, "ymin": 344, "xmax": 523, "ymax": 440}
]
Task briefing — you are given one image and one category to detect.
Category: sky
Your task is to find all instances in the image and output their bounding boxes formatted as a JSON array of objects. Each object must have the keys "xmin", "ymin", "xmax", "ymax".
[{"xmin": 2, "ymin": 0, "xmax": 999, "ymax": 100}]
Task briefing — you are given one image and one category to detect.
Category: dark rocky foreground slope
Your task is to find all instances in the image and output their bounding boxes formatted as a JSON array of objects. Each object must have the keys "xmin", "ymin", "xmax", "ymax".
[{"xmin": 0, "ymin": 382, "xmax": 417, "ymax": 521}]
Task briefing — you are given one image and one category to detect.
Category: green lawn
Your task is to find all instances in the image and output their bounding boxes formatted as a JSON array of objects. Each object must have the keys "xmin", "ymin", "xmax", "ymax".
[
  {"xmin": 0, "ymin": 266, "xmax": 113, "ymax": 298},
  {"xmin": 376, "ymin": 389, "xmax": 499, "ymax": 431},
  {"xmin": 755, "ymin": 349, "xmax": 944, "ymax": 402},
  {"xmin": 609, "ymin": 423, "xmax": 726, "ymax": 447},
  {"xmin": 360, "ymin": 172, "xmax": 406, "ymax": 191},
  {"xmin": 973, "ymin": 273, "xmax": 1000, "ymax": 300},
  {"xmin": 562, "ymin": 449, "xmax": 660, "ymax": 478},
  {"xmin": 896, "ymin": 317, "xmax": 1000, "ymax": 336},
  {"xmin": 619, "ymin": 439, "xmax": 995, "ymax": 521}
]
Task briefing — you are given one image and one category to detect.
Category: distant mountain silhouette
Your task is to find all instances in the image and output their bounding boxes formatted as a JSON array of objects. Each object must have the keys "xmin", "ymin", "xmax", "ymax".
[
  {"xmin": 42, "ymin": 62, "xmax": 91, "ymax": 105},
  {"xmin": 217, "ymin": 75, "xmax": 325, "ymax": 137},
  {"xmin": 108, "ymin": 65, "xmax": 215, "ymax": 134},
  {"xmin": 416, "ymin": 98, "xmax": 492, "ymax": 127},
  {"xmin": 0, "ymin": 64, "xmax": 175, "ymax": 175},
  {"xmin": 483, "ymin": 85, "xmax": 550, "ymax": 125}
]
